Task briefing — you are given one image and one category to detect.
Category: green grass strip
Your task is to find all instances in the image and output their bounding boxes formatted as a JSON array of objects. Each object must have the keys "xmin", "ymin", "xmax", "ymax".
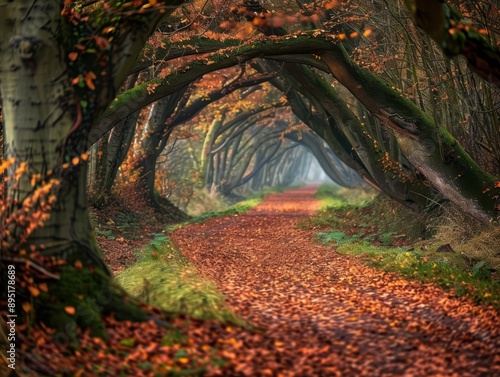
[{"xmin": 309, "ymin": 184, "xmax": 500, "ymax": 309}]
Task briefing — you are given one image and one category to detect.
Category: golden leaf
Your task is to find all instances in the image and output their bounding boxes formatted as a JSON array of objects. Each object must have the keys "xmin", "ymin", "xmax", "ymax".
[{"xmin": 28, "ymin": 286, "xmax": 40, "ymax": 297}]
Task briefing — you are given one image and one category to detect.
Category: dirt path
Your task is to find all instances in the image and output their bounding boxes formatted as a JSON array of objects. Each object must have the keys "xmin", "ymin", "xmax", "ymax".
[{"xmin": 170, "ymin": 187, "xmax": 500, "ymax": 376}]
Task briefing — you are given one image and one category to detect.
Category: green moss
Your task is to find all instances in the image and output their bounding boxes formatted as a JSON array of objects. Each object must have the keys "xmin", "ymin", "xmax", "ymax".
[
  {"xmin": 315, "ymin": 231, "xmax": 361, "ymax": 246},
  {"xmin": 328, "ymin": 45, "xmax": 500, "ymax": 217},
  {"xmin": 307, "ymin": 185, "xmax": 500, "ymax": 309},
  {"xmin": 116, "ymin": 230, "xmax": 248, "ymax": 327},
  {"xmin": 35, "ymin": 262, "xmax": 148, "ymax": 346},
  {"xmin": 336, "ymin": 242, "xmax": 500, "ymax": 309}
]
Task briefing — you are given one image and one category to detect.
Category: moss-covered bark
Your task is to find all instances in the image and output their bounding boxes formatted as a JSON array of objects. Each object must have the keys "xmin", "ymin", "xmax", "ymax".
[
  {"xmin": 131, "ymin": 94, "xmax": 188, "ymax": 219},
  {"xmin": 320, "ymin": 46, "xmax": 500, "ymax": 221},
  {"xmin": 200, "ymin": 118, "xmax": 224, "ymax": 187},
  {"xmin": 285, "ymin": 64, "xmax": 434, "ymax": 211},
  {"xmin": 104, "ymin": 111, "xmax": 140, "ymax": 193},
  {"xmin": 0, "ymin": 0, "xmax": 184, "ymax": 342},
  {"xmin": 36, "ymin": 264, "xmax": 148, "ymax": 347}
]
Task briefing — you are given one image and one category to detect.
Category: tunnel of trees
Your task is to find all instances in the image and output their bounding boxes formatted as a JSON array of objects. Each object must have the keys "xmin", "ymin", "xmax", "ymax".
[{"xmin": 0, "ymin": 0, "xmax": 499, "ymax": 369}]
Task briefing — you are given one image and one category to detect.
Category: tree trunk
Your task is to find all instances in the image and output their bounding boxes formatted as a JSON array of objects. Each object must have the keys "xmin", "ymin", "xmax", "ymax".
[
  {"xmin": 321, "ymin": 46, "xmax": 500, "ymax": 221},
  {"xmin": 104, "ymin": 111, "xmax": 141, "ymax": 194},
  {"xmin": 200, "ymin": 117, "xmax": 225, "ymax": 187},
  {"xmin": 0, "ymin": 1, "xmax": 148, "ymax": 344},
  {"xmin": 282, "ymin": 66, "xmax": 431, "ymax": 211}
]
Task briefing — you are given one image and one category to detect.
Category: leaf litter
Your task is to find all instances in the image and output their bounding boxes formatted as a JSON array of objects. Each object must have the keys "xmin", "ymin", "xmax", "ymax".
[
  {"xmin": 17, "ymin": 186, "xmax": 500, "ymax": 376},
  {"xmin": 171, "ymin": 186, "xmax": 500, "ymax": 376}
]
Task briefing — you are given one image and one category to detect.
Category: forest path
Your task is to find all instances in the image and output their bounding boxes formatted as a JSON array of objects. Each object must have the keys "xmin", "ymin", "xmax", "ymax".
[{"xmin": 170, "ymin": 186, "xmax": 500, "ymax": 376}]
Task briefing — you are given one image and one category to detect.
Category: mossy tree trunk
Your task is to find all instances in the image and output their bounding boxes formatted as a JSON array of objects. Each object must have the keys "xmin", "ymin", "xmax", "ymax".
[
  {"xmin": 0, "ymin": 0, "xmax": 183, "ymax": 343},
  {"xmin": 284, "ymin": 64, "xmax": 434, "ymax": 211},
  {"xmin": 320, "ymin": 46, "xmax": 500, "ymax": 221},
  {"xmin": 93, "ymin": 74, "xmax": 143, "ymax": 206},
  {"xmin": 200, "ymin": 117, "xmax": 225, "ymax": 188},
  {"xmin": 133, "ymin": 96, "xmax": 178, "ymax": 209},
  {"xmin": 103, "ymin": 111, "xmax": 141, "ymax": 195}
]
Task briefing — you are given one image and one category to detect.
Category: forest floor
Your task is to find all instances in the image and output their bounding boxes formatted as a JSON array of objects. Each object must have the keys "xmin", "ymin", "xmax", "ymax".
[
  {"xmin": 92, "ymin": 201, "xmax": 174, "ymax": 272},
  {"xmin": 23, "ymin": 186, "xmax": 500, "ymax": 376},
  {"xmin": 169, "ymin": 185, "xmax": 500, "ymax": 376}
]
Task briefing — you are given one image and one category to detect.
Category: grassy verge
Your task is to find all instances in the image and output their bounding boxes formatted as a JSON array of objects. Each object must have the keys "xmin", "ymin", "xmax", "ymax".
[
  {"xmin": 304, "ymin": 184, "xmax": 500, "ymax": 309},
  {"xmin": 116, "ymin": 189, "xmax": 280, "ymax": 327},
  {"xmin": 116, "ymin": 231, "xmax": 248, "ymax": 326}
]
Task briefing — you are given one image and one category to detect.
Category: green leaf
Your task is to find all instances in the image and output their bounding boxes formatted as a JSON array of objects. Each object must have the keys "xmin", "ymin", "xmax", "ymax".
[
  {"xmin": 174, "ymin": 349, "xmax": 188, "ymax": 358},
  {"xmin": 119, "ymin": 338, "xmax": 135, "ymax": 347}
]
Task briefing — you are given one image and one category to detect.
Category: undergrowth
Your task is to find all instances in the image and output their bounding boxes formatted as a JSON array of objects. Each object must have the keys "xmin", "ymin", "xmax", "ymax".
[
  {"xmin": 185, "ymin": 188, "xmax": 229, "ymax": 216},
  {"xmin": 183, "ymin": 198, "xmax": 262, "ymax": 226},
  {"xmin": 172, "ymin": 187, "xmax": 284, "ymax": 229},
  {"xmin": 306, "ymin": 184, "xmax": 500, "ymax": 309}
]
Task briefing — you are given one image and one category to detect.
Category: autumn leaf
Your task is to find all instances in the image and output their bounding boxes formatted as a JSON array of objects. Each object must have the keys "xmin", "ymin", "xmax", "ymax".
[
  {"xmin": 74, "ymin": 369, "xmax": 86, "ymax": 377},
  {"xmin": 84, "ymin": 71, "xmax": 97, "ymax": 90},
  {"xmin": 325, "ymin": 1, "xmax": 339, "ymax": 10},
  {"xmin": 103, "ymin": 26, "xmax": 116, "ymax": 34},
  {"xmin": 28, "ymin": 286, "xmax": 40, "ymax": 297},
  {"xmin": 68, "ymin": 52, "xmax": 78, "ymax": 61},
  {"xmin": 94, "ymin": 36, "xmax": 110, "ymax": 50}
]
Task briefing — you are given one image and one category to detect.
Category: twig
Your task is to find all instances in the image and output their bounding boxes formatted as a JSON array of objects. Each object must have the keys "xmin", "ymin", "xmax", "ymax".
[{"xmin": 1, "ymin": 257, "xmax": 60, "ymax": 280}]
